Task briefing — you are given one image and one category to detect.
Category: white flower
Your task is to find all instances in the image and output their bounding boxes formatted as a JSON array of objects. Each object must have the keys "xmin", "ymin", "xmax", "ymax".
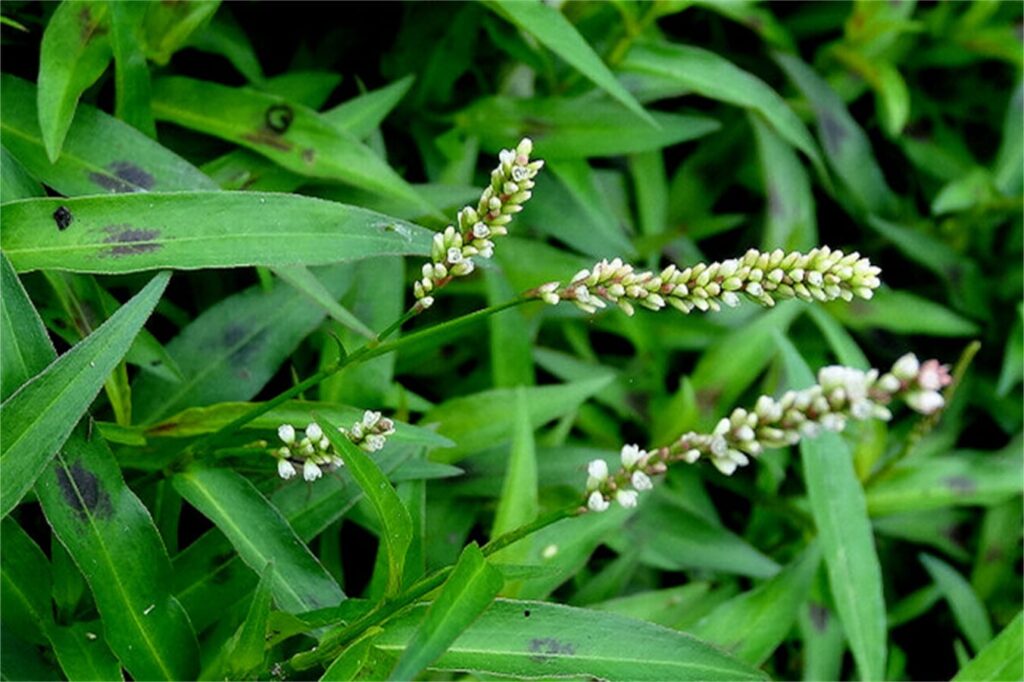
[
  {"xmin": 892, "ymin": 353, "xmax": 920, "ymax": 380},
  {"xmin": 712, "ymin": 457, "xmax": 738, "ymax": 476},
  {"xmin": 303, "ymin": 459, "xmax": 323, "ymax": 482},
  {"xmin": 277, "ymin": 424, "xmax": 296, "ymax": 445},
  {"xmin": 362, "ymin": 410, "xmax": 381, "ymax": 428},
  {"xmin": 918, "ymin": 361, "xmax": 946, "ymax": 391},
  {"xmin": 305, "ymin": 423, "xmax": 323, "ymax": 442},
  {"xmin": 620, "ymin": 444, "xmax": 646, "ymax": 468},
  {"xmin": 365, "ymin": 434, "xmax": 386, "ymax": 452},
  {"xmin": 447, "ymin": 247, "xmax": 463, "ymax": 264},
  {"xmin": 472, "ymin": 222, "xmax": 490, "ymax": 239},
  {"xmin": 878, "ymin": 373, "xmax": 902, "ymax": 393},
  {"xmin": 906, "ymin": 390, "xmax": 944, "ymax": 415},
  {"xmin": 631, "ymin": 471, "xmax": 653, "ymax": 491},
  {"xmin": 587, "ymin": 458, "xmax": 609, "ymax": 481},
  {"xmin": 587, "ymin": 491, "xmax": 610, "ymax": 512},
  {"xmin": 680, "ymin": 449, "xmax": 701, "ymax": 463},
  {"xmin": 616, "ymin": 489, "xmax": 639, "ymax": 508},
  {"xmin": 277, "ymin": 459, "xmax": 296, "ymax": 479}
]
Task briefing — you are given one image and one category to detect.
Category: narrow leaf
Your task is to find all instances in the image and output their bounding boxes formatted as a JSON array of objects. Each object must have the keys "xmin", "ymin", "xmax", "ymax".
[
  {"xmin": 2, "ymin": 75, "xmax": 216, "ymax": 196},
  {"xmin": 109, "ymin": 1, "xmax": 155, "ymax": 136},
  {"xmin": 0, "ymin": 517, "xmax": 54, "ymax": 645},
  {"xmin": 36, "ymin": 428, "xmax": 199, "ymax": 680},
  {"xmin": 388, "ymin": 544, "xmax": 504, "ymax": 681},
  {"xmin": 150, "ymin": 76, "xmax": 437, "ymax": 216},
  {"xmin": 274, "ymin": 264, "xmax": 375, "ymax": 339},
  {"xmin": 375, "ymin": 599, "xmax": 767, "ymax": 681},
  {"xmin": 226, "ymin": 563, "xmax": 275, "ymax": 679},
  {"xmin": 0, "ymin": 252, "xmax": 55, "ymax": 401},
  {"xmin": 172, "ymin": 465, "xmax": 345, "ymax": 613},
  {"xmin": 318, "ymin": 415, "xmax": 412, "ymax": 598},
  {"xmin": 0, "ymin": 271, "xmax": 169, "ymax": 518},
  {"xmin": 2, "ymin": 192, "xmax": 431, "ymax": 274},
  {"xmin": 37, "ymin": 0, "xmax": 113, "ymax": 161},
  {"xmin": 920, "ymin": 554, "xmax": 994, "ymax": 653},
  {"xmin": 49, "ymin": 622, "xmax": 124, "ymax": 682},
  {"xmin": 778, "ymin": 337, "xmax": 887, "ymax": 681},
  {"xmin": 952, "ymin": 611, "xmax": 1023, "ymax": 681},
  {"xmin": 488, "ymin": 0, "xmax": 654, "ymax": 127}
]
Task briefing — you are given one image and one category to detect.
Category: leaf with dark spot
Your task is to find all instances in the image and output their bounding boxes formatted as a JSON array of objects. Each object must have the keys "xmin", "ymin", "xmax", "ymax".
[
  {"xmin": 808, "ymin": 602, "xmax": 829, "ymax": 633},
  {"xmin": 101, "ymin": 225, "xmax": 162, "ymax": 257},
  {"xmin": 944, "ymin": 475, "xmax": 977, "ymax": 494},
  {"xmin": 54, "ymin": 459, "xmax": 112, "ymax": 520},
  {"xmin": 53, "ymin": 206, "xmax": 73, "ymax": 230}
]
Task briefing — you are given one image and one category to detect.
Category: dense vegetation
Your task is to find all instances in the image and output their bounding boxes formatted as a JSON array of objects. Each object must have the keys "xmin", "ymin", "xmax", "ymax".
[{"xmin": 1, "ymin": 1, "xmax": 1021, "ymax": 680}]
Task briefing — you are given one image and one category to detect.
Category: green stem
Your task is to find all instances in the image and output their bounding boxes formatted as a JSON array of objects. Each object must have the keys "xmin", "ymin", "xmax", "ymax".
[
  {"xmin": 176, "ymin": 297, "xmax": 535, "ymax": 462},
  {"xmin": 289, "ymin": 505, "xmax": 577, "ymax": 671}
]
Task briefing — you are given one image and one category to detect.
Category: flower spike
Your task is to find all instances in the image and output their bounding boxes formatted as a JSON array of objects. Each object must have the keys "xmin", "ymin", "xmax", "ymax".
[{"xmin": 270, "ymin": 412, "xmax": 396, "ymax": 481}]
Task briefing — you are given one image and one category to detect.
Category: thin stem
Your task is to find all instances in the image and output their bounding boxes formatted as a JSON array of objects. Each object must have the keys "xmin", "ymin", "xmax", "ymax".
[
  {"xmin": 289, "ymin": 504, "xmax": 577, "ymax": 671},
  {"xmin": 175, "ymin": 297, "xmax": 536, "ymax": 462}
]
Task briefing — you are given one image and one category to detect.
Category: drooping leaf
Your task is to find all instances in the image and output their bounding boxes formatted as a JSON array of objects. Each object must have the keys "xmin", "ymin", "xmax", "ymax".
[
  {"xmin": 0, "ymin": 271, "xmax": 169, "ymax": 518},
  {"xmin": 1, "ymin": 192, "xmax": 432, "ymax": 274}
]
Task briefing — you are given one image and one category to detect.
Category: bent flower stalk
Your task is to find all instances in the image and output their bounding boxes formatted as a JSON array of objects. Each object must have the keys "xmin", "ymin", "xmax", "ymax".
[
  {"xmin": 413, "ymin": 138, "xmax": 543, "ymax": 311},
  {"xmin": 584, "ymin": 353, "xmax": 952, "ymax": 513},
  {"xmin": 531, "ymin": 247, "xmax": 881, "ymax": 315},
  {"xmin": 272, "ymin": 411, "xmax": 395, "ymax": 481}
]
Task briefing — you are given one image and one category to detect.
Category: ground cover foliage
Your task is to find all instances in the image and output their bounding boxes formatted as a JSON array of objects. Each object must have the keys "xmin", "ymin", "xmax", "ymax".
[{"xmin": 0, "ymin": 1, "xmax": 1021, "ymax": 680}]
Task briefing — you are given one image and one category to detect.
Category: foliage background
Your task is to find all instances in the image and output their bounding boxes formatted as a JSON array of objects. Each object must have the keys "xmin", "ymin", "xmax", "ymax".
[{"xmin": 0, "ymin": 1, "xmax": 1021, "ymax": 681}]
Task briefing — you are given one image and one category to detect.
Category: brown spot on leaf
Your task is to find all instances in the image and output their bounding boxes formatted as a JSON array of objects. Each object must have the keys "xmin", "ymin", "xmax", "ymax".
[
  {"xmin": 302, "ymin": 148, "xmax": 316, "ymax": 164},
  {"xmin": 528, "ymin": 637, "xmax": 576, "ymax": 663},
  {"xmin": 819, "ymin": 112, "xmax": 847, "ymax": 156},
  {"xmin": 102, "ymin": 225, "xmax": 162, "ymax": 257},
  {"xmin": 768, "ymin": 184, "xmax": 786, "ymax": 219},
  {"xmin": 53, "ymin": 206, "xmax": 73, "ymax": 230},
  {"xmin": 78, "ymin": 6, "xmax": 108, "ymax": 43},
  {"xmin": 55, "ymin": 460, "xmax": 112, "ymax": 519},
  {"xmin": 89, "ymin": 161, "xmax": 155, "ymax": 193},
  {"xmin": 944, "ymin": 475, "xmax": 976, "ymax": 494},
  {"xmin": 265, "ymin": 104, "xmax": 294, "ymax": 133},
  {"xmin": 808, "ymin": 602, "xmax": 829, "ymax": 632},
  {"xmin": 242, "ymin": 129, "xmax": 294, "ymax": 152}
]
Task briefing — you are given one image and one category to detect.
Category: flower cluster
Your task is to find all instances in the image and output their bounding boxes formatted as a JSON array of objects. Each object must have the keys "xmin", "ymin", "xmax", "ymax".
[
  {"xmin": 272, "ymin": 411, "xmax": 395, "ymax": 481},
  {"xmin": 531, "ymin": 247, "xmax": 881, "ymax": 316},
  {"xmin": 583, "ymin": 353, "xmax": 951, "ymax": 512},
  {"xmin": 413, "ymin": 138, "xmax": 543, "ymax": 311}
]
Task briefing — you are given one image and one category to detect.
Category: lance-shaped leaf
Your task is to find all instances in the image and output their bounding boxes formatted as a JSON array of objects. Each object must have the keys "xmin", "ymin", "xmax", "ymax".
[
  {"xmin": 49, "ymin": 622, "xmax": 124, "ymax": 682},
  {"xmin": 777, "ymin": 337, "xmax": 887, "ymax": 681},
  {"xmin": 1, "ymin": 252, "xmax": 55, "ymax": 401},
  {"xmin": 317, "ymin": 414, "xmax": 412, "ymax": 598},
  {"xmin": 1, "ymin": 192, "xmax": 432, "ymax": 274},
  {"xmin": 387, "ymin": 544, "xmax": 504, "ymax": 681},
  {"xmin": 150, "ymin": 76, "xmax": 437, "ymax": 216},
  {"xmin": 952, "ymin": 611, "xmax": 1023, "ymax": 681},
  {"xmin": 35, "ymin": 428, "xmax": 199, "ymax": 680},
  {"xmin": 0, "ymin": 517, "xmax": 54, "ymax": 645},
  {"xmin": 37, "ymin": 0, "xmax": 113, "ymax": 161},
  {"xmin": 374, "ymin": 599, "xmax": 768, "ymax": 681},
  {"xmin": 2, "ymin": 75, "xmax": 215, "ymax": 196},
  {"xmin": 487, "ymin": 1, "xmax": 654, "ymax": 127},
  {"xmin": 0, "ymin": 271, "xmax": 169, "ymax": 518},
  {"xmin": 172, "ymin": 464, "xmax": 345, "ymax": 614}
]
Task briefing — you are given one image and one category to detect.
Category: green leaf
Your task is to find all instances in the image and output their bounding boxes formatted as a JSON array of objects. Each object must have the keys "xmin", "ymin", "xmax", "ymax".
[
  {"xmin": 375, "ymin": 599, "xmax": 768, "ymax": 681},
  {"xmin": 952, "ymin": 611, "xmax": 1023, "ymax": 681},
  {"xmin": 225, "ymin": 563, "xmax": 275, "ymax": 679},
  {"xmin": 0, "ymin": 252, "xmax": 56, "ymax": 401},
  {"xmin": 388, "ymin": 544, "xmax": 504, "ymax": 681},
  {"xmin": 172, "ymin": 465, "xmax": 345, "ymax": 613},
  {"xmin": 187, "ymin": 12, "xmax": 265, "ymax": 84},
  {"xmin": 1, "ymin": 192, "xmax": 431, "ymax": 274},
  {"xmin": 487, "ymin": 0, "xmax": 654, "ymax": 127},
  {"xmin": 109, "ymin": 0, "xmax": 155, "ymax": 137},
  {"xmin": 456, "ymin": 96, "xmax": 720, "ymax": 160},
  {"xmin": 0, "ymin": 145, "xmax": 44, "ymax": 202},
  {"xmin": 691, "ymin": 545, "xmax": 820, "ymax": 665},
  {"xmin": 35, "ymin": 428, "xmax": 199, "ymax": 680},
  {"xmin": 775, "ymin": 53, "xmax": 898, "ymax": 216},
  {"xmin": 150, "ymin": 76, "xmax": 437, "ymax": 216},
  {"xmin": 866, "ymin": 451, "xmax": 1022, "ymax": 515},
  {"xmin": 0, "ymin": 271, "xmax": 168, "ymax": 518},
  {"xmin": 750, "ymin": 114, "xmax": 817, "ymax": 252},
  {"xmin": 593, "ymin": 582, "xmax": 729, "ymax": 631},
  {"xmin": 827, "ymin": 289, "xmax": 980, "ymax": 337},
  {"xmin": 485, "ymin": 270, "xmax": 535, "ymax": 388},
  {"xmin": 0, "ymin": 517, "xmax": 54, "ymax": 645},
  {"xmin": 317, "ymin": 415, "xmax": 412, "ymax": 598},
  {"xmin": 274, "ymin": 264, "xmax": 375, "ymax": 339},
  {"xmin": 322, "ymin": 627, "xmax": 383, "ymax": 681},
  {"xmin": 130, "ymin": 268, "xmax": 350, "ymax": 424},
  {"xmin": 920, "ymin": 554, "xmax": 994, "ymax": 654},
  {"xmin": 424, "ymin": 376, "xmax": 614, "ymax": 463},
  {"xmin": 490, "ymin": 389, "xmax": 539, "ymax": 548},
  {"xmin": 1, "ymin": 75, "xmax": 217, "ymax": 196},
  {"xmin": 37, "ymin": 0, "xmax": 113, "ymax": 161},
  {"xmin": 622, "ymin": 41, "xmax": 825, "ymax": 177},
  {"xmin": 777, "ymin": 337, "xmax": 887, "ymax": 681},
  {"xmin": 141, "ymin": 0, "xmax": 220, "ymax": 65},
  {"xmin": 49, "ymin": 621, "xmax": 124, "ymax": 682}
]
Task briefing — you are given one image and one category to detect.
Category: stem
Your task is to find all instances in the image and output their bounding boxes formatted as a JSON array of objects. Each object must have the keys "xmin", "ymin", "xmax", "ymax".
[
  {"xmin": 176, "ymin": 297, "xmax": 536, "ymax": 461},
  {"xmin": 289, "ymin": 505, "xmax": 577, "ymax": 671}
]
